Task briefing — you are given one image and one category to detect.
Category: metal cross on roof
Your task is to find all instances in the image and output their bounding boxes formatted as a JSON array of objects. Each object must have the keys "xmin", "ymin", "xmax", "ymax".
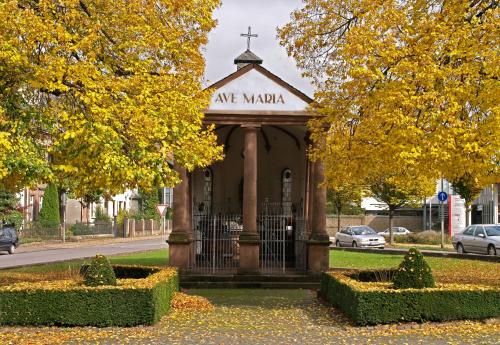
[{"xmin": 240, "ymin": 26, "xmax": 258, "ymax": 51}]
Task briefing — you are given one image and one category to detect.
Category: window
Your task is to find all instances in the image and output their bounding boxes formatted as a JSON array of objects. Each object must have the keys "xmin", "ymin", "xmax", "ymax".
[
  {"xmin": 203, "ymin": 168, "xmax": 213, "ymax": 210},
  {"xmin": 463, "ymin": 226, "xmax": 475, "ymax": 236},
  {"xmin": 281, "ymin": 169, "xmax": 292, "ymax": 215},
  {"xmin": 474, "ymin": 226, "xmax": 486, "ymax": 237},
  {"xmin": 351, "ymin": 226, "xmax": 377, "ymax": 235},
  {"xmin": 485, "ymin": 225, "xmax": 500, "ymax": 237}
]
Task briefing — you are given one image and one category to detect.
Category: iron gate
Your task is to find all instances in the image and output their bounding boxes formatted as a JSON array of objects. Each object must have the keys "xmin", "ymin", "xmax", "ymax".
[
  {"xmin": 258, "ymin": 202, "xmax": 307, "ymax": 273},
  {"xmin": 258, "ymin": 214, "xmax": 288, "ymax": 272},
  {"xmin": 193, "ymin": 214, "xmax": 241, "ymax": 273}
]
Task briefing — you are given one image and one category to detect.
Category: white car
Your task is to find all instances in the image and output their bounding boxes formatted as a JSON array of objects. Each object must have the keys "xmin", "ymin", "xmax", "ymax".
[
  {"xmin": 452, "ymin": 224, "xmax": 500, "ymax": 256},
  {"xmin": 378, "ymin": 227, "xmax": 412, "ymax": 236},
  {"xmin": 335, "ymin": 226, "xmax": 385, "ymax": 248}
]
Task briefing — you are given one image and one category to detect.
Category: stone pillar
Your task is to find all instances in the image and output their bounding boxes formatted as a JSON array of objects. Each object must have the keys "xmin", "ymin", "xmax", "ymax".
[
  {"xmin": 239, "ymin": 125, "xmax": 260, "ymax": 273},
  {"xmin": 307, "ymin": 160, "xmax": 330, "ymax": 273},
  {"xmin": 130, "ymin": 219, "xmax": 136, "ymax": 238},
  {"xmin": 168, "ymin": 164, "xmax": 192, "ymax": 269}
]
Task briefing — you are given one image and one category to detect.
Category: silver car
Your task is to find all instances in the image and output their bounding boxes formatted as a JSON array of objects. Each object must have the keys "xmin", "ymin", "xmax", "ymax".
[
  {"xmin": 452, "ymin": 224, "xmax": 500, "ymax": 256},
  {"xmin": 378, "ymin": 227, "xmax": 412, "ymax": 236},
  {"xmin": 335, "ymin": 225, "xmax": 385, "ymax": 248}
]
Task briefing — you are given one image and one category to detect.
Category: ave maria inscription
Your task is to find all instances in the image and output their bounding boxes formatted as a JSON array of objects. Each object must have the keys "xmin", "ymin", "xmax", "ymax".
[{"xmin": 214, "ymin": 92, "xmax": 285, "ymax": 105}]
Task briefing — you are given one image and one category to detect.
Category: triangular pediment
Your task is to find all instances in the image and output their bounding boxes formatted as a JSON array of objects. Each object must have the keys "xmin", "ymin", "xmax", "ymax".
[{"xmin": 206, "ymin": 64, "xmax": 312, "ymax": 113}]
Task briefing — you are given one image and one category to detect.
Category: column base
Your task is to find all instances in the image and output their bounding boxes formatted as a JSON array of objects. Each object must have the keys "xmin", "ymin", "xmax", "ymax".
[
  {"xmin": 238, "ymin": 232, "xmax": 260, "ymax": 274},
  {"xmin": 307, "ymin": 239, "xmax": 330, "ymax": 273},
  {"xmin": 168, "ymin": 232, "xmax": 192, "ymax": 269}
]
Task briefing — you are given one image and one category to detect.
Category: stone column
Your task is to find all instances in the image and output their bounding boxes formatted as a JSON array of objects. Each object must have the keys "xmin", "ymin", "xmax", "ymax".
[
  {"xmin": 168, "ymin": 164, "xmax": 192, "ymax": 269},
  {"xmin": 239, "ymin": 125, "xmax": 260, "ymax": 273},
  {"xmin": 307, "ymin": 160, "xmax": 330, "ymax": 273}
]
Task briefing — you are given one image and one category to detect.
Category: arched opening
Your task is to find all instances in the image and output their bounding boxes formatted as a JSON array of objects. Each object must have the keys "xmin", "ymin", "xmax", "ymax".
[
  {"xmin": 281, "ymin": 168, "xmax": 292, "ymax": 215},
  {"xmin": 202, "ymin": 168, "xmax": 213, "ymax": 214}
]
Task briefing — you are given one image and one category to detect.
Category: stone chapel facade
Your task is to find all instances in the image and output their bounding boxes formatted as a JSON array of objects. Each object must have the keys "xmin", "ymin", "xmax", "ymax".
[{"xmin": 168, "ymin": 50, "xmax": 330, "ymax": 274}]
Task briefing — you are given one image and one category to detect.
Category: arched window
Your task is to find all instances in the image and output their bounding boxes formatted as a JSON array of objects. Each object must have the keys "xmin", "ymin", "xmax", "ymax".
[
  {"xmin": 203, "ymin": 168, "xmax": 213, "ymax": 212},
  {"xmin": 281, "ymin": 169, "xmax": 292, "ymax": 215}
]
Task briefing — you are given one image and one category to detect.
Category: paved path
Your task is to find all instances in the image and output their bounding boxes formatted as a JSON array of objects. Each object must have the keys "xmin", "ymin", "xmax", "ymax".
[{"xmin": 0, "ymin": 237, "xmax": 167, "ymax": 269}]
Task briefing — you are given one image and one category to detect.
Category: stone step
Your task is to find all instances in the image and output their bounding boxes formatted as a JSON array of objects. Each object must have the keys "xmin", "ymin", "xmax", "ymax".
[
  {"xmin": 180, "ymin": 281, "xmax": 321, "ymax": 289},
  {"xmin": 180, "ymin": 274, "xmax": 321, "ymax": 283},
  {"xmin": 179, "ymin": 273, "xmax": 322, "ymax": 289}
]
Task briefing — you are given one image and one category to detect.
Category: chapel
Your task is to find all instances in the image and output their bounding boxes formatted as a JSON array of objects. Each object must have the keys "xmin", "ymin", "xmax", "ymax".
[{"xmin": 168, "ymin": 31, "xmax": 329, "ymax": 274}]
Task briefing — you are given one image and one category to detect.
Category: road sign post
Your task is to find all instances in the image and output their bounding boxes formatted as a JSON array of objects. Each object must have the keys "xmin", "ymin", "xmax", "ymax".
[
  {"xmin": 156, "ymin": 204, "xmax": 168, "ymax": 236},
  {"xmin": 438, "ymin": 183, "xmax": 448, "ymax": 249}
]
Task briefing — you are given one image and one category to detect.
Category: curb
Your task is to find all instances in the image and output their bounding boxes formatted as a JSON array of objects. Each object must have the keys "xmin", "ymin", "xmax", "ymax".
[{"xmin": 330, "ymin": 247, "xmax": 500, "ymax": 263}]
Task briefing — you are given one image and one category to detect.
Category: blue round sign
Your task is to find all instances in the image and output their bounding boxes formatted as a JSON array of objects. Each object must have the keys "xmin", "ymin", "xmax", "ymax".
[{"xmin": 438, "ymin": 191, "xmax": 448, "ymax": 202}]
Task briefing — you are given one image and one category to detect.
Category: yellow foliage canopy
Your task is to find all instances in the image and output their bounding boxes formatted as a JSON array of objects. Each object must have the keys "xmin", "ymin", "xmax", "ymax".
[
  {"xmin": 279, "ymin": 0, "xmax": 499, "ymax": 194},
  {"xmin": 0, "ymin": 0, "xmax": 223, "ymax": 195}
]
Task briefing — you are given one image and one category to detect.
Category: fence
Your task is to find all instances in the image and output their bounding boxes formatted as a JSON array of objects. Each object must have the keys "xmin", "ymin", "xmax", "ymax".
[
  {"xmin": 122, "ymin": 218, "xmax": 172, "ymax": 238},
  {"xmin": 69, "ymin": 221, "xmax": 115, "ymax": 237},
  {"xmin": 18, "ymin": 221, "xmax": 115, "ymax": 242},
  {"xmin": 19, "ymin": 223, "xmax": 62, "ymax": 243}
]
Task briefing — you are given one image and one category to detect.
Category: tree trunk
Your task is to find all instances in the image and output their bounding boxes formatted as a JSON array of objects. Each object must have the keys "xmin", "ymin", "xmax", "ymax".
[
  {"xmin": 389, "ymin": 207, "xmax": 394, "ymax": 245},
  {"xmin": 465, "ymin": 203, "xmax": 472, "ymax": 227}
]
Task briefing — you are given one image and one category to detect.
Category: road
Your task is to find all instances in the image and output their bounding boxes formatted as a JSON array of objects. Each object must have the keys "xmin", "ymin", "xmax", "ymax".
[{"xmin": 0, "ymin": 237, "xmax": 167, "ymax": 269}]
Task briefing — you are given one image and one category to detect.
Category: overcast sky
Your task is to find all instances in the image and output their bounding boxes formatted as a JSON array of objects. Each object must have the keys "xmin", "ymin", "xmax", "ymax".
[{"xmin": 203, "ymin": 0, "xmax": 314, "ymax": 96}]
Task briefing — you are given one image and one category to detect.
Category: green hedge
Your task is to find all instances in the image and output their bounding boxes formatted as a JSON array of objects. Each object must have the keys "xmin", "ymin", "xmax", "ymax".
[
  {"xmin": 0, "ymin": 266, "xmax": 178, "ymax": 327},
  {"xmin": 321, "ymin": 271, "xmax": 500, "ymax": 325}
]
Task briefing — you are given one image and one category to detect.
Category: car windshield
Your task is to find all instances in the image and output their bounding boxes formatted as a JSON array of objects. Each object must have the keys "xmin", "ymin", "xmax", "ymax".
[
  {"xmin": 352, "ymin": 227, "xmax": 377, "ymax": 235},
  {"xmin": 485, "ymin": 226, "xmax": 500, "ymax": 237}
]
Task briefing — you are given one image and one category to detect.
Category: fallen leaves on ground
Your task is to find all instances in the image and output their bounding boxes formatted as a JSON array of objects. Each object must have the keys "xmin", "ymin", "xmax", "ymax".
[
  {"xmin": 171, "ymin": 292, "xmax": 214, "ymax": 311},
  {"xmin": 1, "ymin": 290, "xmax": 499, "ymax": 345}
]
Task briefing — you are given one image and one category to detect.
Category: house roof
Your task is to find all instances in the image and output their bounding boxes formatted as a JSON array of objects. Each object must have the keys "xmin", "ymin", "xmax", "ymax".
[{"xmin": 234, "ymin": 50, "xmax": 263, "ymax": 65}]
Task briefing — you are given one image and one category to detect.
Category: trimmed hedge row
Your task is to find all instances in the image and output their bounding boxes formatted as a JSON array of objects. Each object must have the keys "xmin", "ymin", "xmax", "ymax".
[
  {"xmin": 321, "ymin": 271, "xmax": 500, "ymax": 325},
  {"xmin": 0, "ymin": 265, "xmax": 178, "ymax": 327}
]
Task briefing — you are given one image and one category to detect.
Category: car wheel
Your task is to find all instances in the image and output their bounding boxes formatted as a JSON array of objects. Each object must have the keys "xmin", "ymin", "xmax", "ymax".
[
  {"xmin": 352, "ymin": 241, "xmax": 357, "ymax": 248},
  {"xmin": 457, "ymin": 243, "xmax": 466, "ymax": 254},
  {"xmin": 336, "ymin": 240, "xmax": 341, "ymax": 248},
  {"xmin": 487, "ymin": 245, "xmax": 497, "ymax": 256},
  {"xmin": 7, "ymin": 244, "xmax": 15, "ymax": 255}
]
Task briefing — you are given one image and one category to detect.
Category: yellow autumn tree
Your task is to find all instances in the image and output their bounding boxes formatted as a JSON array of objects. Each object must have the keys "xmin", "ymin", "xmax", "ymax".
[
  {"xmin": 0, "ymin": 0, "xmax": 223, "ymax": 196},
  {"xmin": 279, "ymin": 1, "xmax": 499, "ymax": 199}
]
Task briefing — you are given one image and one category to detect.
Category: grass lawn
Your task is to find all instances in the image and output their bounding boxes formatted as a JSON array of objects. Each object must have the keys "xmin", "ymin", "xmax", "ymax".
[
  {"xmin": 1, "ymin": 248, "xmax": 499, "ymax": 287},
  {"xmin": 0, "ymin": 249, "xmax": 169, "ymax": 285},
  {"xmin": 388, "ymin": 243, "xmax": 455, "ymax": 252},
  {"xmin": 330, "ymin": 250, "xmax": 500, "ymax": 286}
]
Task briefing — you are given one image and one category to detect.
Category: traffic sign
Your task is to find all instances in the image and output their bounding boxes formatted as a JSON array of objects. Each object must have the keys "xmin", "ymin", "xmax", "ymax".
[
  {"xmin": 437, "ymin": 191, "xmax": 448, "ymax": 202},
  {"xmin": 156, "ymin": 204, "xmax": 168, "ymax": 217}
]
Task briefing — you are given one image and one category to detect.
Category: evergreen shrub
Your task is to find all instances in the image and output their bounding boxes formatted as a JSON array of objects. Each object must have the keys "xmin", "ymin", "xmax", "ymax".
[
  {"xmin": 39, "ymin": 183, "xmax": 60, "ymax": 228},
  {"xmin": 392, "ymin": 248, "xmax": 435, "ymax": 289},
  {"xmin": 83, "ymin": 254, "xmax": 117, "ymax": 286}
]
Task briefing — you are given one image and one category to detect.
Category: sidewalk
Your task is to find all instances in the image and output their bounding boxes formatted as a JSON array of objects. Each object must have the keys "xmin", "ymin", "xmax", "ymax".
[
  {"xmin": 16, "ymin": 235, "xmax": 168, "ymax": 254},
  {"xmin": 0, "ymin": 237, "xmax": 168, "ymax": 269}
]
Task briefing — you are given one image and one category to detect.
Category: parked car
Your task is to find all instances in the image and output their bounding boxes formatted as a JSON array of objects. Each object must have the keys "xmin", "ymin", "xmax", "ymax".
[
  {"xmin": 378, "ymin": 227, "xmax": 412, "ymax": 236},
  {"xmin": 452, "ymin": 224, "xmax": 500, "ymax": 256},
  {"xmin": 0, "ymin": 225, "xmax": 19, "ymax": 254},
  {"xmin": 335, "ymin": 225, "xmax": 385, "ymax": 249}
]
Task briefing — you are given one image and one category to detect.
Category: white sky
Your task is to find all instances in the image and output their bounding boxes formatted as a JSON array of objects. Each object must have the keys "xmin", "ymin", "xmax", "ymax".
[{"xmin": 203, "ymin": 0, "xmax": 314, "ymax": 97}]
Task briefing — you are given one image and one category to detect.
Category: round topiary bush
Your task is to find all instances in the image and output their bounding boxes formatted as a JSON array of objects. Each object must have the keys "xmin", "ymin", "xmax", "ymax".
[
  {"xmin": 392, "ymin": 248, "xmax": 435, "ymax": 289},
  {"xmin": 83, "ymin": 254, "xmax": 117, "ymax": 287}
]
